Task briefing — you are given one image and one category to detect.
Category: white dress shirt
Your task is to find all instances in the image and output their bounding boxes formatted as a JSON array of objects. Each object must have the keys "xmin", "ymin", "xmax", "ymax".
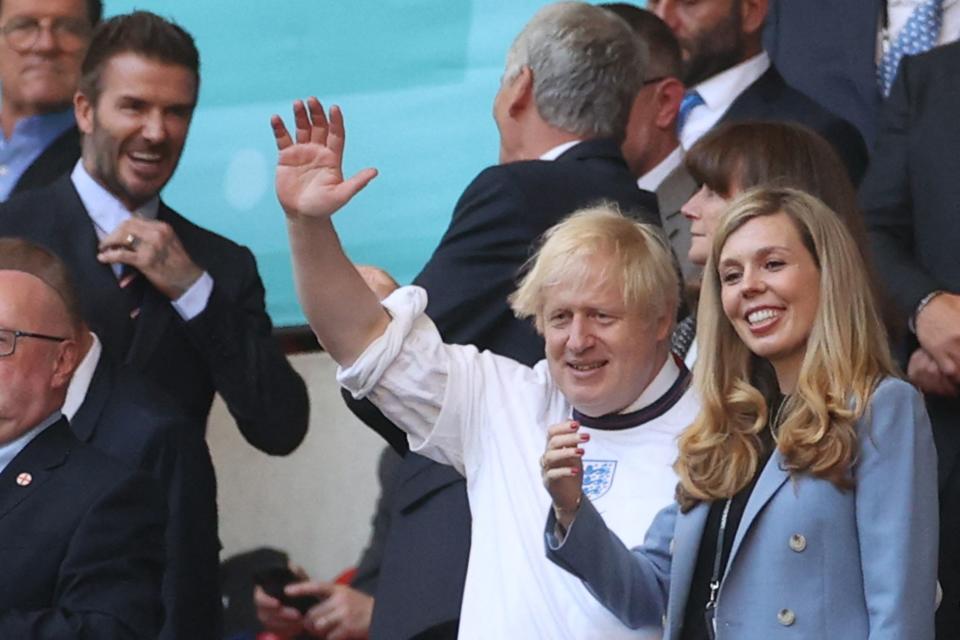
[
  {"xmin": 680, "ymin": 52, "xmax": 771, "ymax": 151},
  {"xmin": 538, "ymin": 140, "xmax": 581, "ymax": 161},
  {"xmin": 70, "ymin": 161, "xmax": 213, "ymax": 320},
  {"xmin": 0, "ymin": 411, "xmax": 61, "ymax": 475},
  {"xmin": 61, "ymin": 332, "xmax": 102, "ymax": 421}
]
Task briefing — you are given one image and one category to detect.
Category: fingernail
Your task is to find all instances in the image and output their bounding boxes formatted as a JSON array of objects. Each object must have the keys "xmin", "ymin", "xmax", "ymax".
[
  {"xmin": 575, "ymin": 448, "xmax": 584, "ymax": 456},
  {"xmin": 580, "ymin": 433, "xmax": 590, "ymax": 442},
  {"xmin": 569, "ymin": 422, "xmax": 578, "ymax": 430},
  {"xmin": 570, "ymin": 468, "xmax": 579, "ymax": 476}
]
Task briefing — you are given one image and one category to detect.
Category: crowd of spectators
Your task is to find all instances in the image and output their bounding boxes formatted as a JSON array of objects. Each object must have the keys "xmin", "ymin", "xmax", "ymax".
[{"xmin": 0, "ymin": 1, "xmax": 956, "ymax": 639}]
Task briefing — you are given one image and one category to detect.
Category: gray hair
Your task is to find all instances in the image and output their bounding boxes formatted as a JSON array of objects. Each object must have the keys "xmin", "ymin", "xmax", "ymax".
[{"xmin": 503, "ymin": 2, "xmax": 647, "ymax": 142}]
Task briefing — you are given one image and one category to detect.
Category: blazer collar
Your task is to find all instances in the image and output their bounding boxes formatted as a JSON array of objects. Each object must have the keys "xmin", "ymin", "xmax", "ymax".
[
  {"xmin": 0, "ymin": 418, "xmax": 74, "ymax": 523},
  {"xmin": 555, "ymin": 137, "xmax": 626, "ymax": 164}
]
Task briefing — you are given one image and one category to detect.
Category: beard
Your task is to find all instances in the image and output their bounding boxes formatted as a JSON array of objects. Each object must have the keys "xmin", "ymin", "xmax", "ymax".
[{"xmin": 681, "ymin": 4, "xmax": 747, "ymax": 86}]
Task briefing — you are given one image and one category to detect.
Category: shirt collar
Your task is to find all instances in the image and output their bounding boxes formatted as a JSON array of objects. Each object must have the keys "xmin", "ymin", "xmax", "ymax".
[
  {"xmin": 62, "ymin": 332, "xmax": 101, "ymax": 421},
  {"xmin": 0, "ymin": 108, "xmax": 75, "ymax": 145},
  {"xmin": 70, "ymin": 160, "xmax": 160, "ymax": 238},
  {"xmin": 636, "ymin": 146, "xmax": 684, "ymax": 192},
  {"xmin": 538, "ymin": 140, "xmax": 581, "ymax": 161},
  {"xmin": 0, "ymin": 410, "xmax": 62, "ymax": 475},
  {"xmin": 694, "ymin": 51, "xmax": 771, "ymax": 113}
]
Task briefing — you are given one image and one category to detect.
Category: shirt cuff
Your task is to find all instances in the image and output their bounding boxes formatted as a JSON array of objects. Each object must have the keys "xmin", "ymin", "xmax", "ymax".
[{"xmin": 172, "ymin": 271, "xmax": 214, "ymax": 320}]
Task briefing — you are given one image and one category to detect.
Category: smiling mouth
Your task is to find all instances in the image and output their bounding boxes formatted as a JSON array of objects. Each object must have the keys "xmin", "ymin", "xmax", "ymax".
[
  {"xmin": 747, "ymin": 308, "xmax": 781, "ymax": 325},
  {"xmin": 568, "ymin": 361, "xmax": 606, "ymax": 372}
]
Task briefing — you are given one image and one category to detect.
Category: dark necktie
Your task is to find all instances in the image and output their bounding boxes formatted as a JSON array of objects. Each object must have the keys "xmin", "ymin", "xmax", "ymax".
[{"xmin": 118, "ymin": 264, "xmax": 146, "ymax": 320}]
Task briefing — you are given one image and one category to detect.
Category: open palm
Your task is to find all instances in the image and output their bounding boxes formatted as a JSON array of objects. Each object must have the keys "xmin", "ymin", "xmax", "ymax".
[{"xmin": 272, "ymin": 98, "xmax": 377, "ymax": 219}]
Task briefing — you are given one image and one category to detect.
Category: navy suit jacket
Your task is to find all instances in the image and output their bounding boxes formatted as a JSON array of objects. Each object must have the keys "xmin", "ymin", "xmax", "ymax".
[
  {"xmin": 718, "ymin": 65, "xmax": 870, "ymax": 185},
  {"xmin": 8, "ymin": 126, "xmax": 81, "ymax": 199},
  {"xmin": 348, "ymin": 139, "xmax": 659, "ymax": 638},
  {"xmin": 70, "ymin": 353, "xmax": 221, "ymax": 640},
  {"xmin": 764, "ymin": 0, "xmax": 883, "ymax": 148},
  {"xmin": 0, "ymin": 175, "xmax": 309, "ymax": 455},
  {"xmin": 0, "ymin": 418, "xmax": 165, "ymax": 638}
]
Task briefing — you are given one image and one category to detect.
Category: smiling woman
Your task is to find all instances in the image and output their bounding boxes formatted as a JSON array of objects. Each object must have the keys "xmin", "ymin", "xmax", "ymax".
[{"xmin": 544, "ymin": 187, "xmax": 939, "ymax": 640}]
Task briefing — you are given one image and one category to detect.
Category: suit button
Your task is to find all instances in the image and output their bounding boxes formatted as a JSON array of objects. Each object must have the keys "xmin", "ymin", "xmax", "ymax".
[
  {"xmin": 789, "ymin": 533, "xmax": 807, "ymax": 552},
  {"xmin": 777, "ymin": 608, "xmax": 796, "ymax": 626}
]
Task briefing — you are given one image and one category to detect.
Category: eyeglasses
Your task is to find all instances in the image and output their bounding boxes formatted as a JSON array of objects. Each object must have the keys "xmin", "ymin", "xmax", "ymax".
[
  {"xmin": 0, "ymin": 16, "xmax": 91, "ymax": 53},
  {"xmin": 0, "ymin": 328, "xmax": 68, "ymax": 357}
]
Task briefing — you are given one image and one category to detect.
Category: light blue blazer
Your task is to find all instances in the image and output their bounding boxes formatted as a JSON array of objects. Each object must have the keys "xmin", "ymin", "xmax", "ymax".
[{"xmin": 547, "ymin": 377, "xmax": 939, "ymax": 639}]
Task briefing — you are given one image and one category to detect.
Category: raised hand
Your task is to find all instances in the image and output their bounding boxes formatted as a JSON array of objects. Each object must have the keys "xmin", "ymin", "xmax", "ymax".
[
  {"xmin": 271, "ymin": 97, "xmax": 378, "ymax": 220},
  {"xmin": 541, "ymin": 420, "xmax": 587, "ymax": 529}
]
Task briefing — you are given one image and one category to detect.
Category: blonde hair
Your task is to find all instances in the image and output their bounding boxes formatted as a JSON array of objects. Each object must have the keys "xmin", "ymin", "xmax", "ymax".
[
  {"xmin": 675, "ymin": 187, "xmax": 898, "ymax": 511},
  {"xmin": 510, "ymin": 203, "xmax": 678, "ymax": 332}
]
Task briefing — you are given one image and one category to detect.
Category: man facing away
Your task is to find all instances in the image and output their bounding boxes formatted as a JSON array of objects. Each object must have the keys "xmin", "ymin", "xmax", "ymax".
[{"xmin": 0, "ymin": 0, "xmax": 100, "ymax": 200}]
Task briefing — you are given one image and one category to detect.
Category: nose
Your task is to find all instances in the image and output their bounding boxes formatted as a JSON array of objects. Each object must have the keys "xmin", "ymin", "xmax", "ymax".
[
  {"xmin": 681, "ymin": 188, "xmax": 703, "ymax": 221},
  {"xmin": 141, "ymin": 111, "xmax": 168, "ymax": 144},
  {"xmin": 740, "ymin": 267, "xmax": 766, "ymax": 297},
  {"xmin": 32, "ymin": 22, "xmax": 59, "ymax": 52},
  {"xmin": 566, "ymin": 315, "xmax": 595, "ymax": 353}
]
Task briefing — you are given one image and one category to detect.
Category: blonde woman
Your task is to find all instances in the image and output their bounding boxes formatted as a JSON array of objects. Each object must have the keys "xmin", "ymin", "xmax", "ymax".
[{"xmin": 543, "ymin": 187, "xmax": 938, "ymax": 639}]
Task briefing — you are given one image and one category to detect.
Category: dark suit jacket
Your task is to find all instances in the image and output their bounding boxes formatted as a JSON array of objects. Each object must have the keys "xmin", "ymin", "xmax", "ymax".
[
  {"xmin": 0, "ymin": 175, "xmax": 309, "ymax": 455},
  {"xmin": 719, "ymin": 65, "xmax": 870, "ymax": 185},
  {"xmin": 350, "ymin": 139, "xmax": 659, "ymax": 638},
  {"xmin": 859, "ymin": 41, "xmax": 960, "ymax": 477},
  {"xmin": 859, "ymin": 42, "xmax": 960, "ymax": 636},
  {"xmin": 0, "ymin": 418, "xmax": 165, "ymax": 639},
  {"xmin": 764, "ymin": 0, "xmax": 883, "ymax": 148},
  {"xmin": 8, "ymin": 126, "xmax": 81, "ymax": 199},
  {"xmin": 71, "ymin": 353, "xmax": 221, "ymax": 640}
]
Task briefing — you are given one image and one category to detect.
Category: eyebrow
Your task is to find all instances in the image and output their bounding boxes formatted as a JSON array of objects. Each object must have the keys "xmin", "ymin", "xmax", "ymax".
[{"xmin": 719, "ymin": 244, "xmax": 791, "ymax": 268}]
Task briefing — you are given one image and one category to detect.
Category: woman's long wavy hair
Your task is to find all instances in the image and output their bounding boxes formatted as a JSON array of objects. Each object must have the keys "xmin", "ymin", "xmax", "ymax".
[{"xmin": 674, "ymin": 187, "xmax": 899, "ymax": 511}]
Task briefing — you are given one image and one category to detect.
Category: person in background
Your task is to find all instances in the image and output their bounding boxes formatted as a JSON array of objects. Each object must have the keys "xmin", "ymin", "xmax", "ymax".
[
  {"xmin": 671, "ymin": 120, "xmax": 880, "ymax": 365},
  {"xmin": 0, "ymin": 0, "xmax": 99, "ymax": 200},
  {"xmin": 604, "ymin": 3, "xmax": 698, "ymax": 281},
  {"xmin": 860, "ymin": 40, "xmax": 960, "ymax": 636},
  {"xmin": 544, "ymin": 187, "xmax": 938, "ymax": 639},
  {"xmin": 648, "ymin": 0, "xmax": 868, "ymax": 184},
  {"xmin": 0, "ymin": 234, "xmax": 165, "ymax": 638}
]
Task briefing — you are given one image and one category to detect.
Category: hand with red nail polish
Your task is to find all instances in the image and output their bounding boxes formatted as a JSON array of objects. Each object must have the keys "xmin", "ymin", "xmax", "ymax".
[{"xmin": 541, "ymin": 420, "xmax": 585, "ymax": 529}]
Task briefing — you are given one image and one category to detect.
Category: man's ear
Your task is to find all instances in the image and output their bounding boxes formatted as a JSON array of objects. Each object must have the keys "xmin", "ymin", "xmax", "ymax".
[
  {"xmin": 740, "ymin": 0, "xmax": 768, "ymax": 35},
  {"xmin": 505, "ymin": 66, "xmax": 534, "ymax": 117},
  {"xmin": 655, "ymin": 77, "xmax": 686, "ymax": 130},
  {"xmin": 655, "ymin": 311, "xmax": 674, "ymax": 342},
  {"xmin": 74, "ymin": 91, "xmax": 94, "ymax": 135},
  {"xmin": 50, "ymin": 338, "xmax": 79, "ymax": 389}
]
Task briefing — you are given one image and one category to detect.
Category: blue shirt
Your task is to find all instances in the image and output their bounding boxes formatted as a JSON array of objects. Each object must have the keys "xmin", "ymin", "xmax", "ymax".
[
  {"xmin": 0, "ymin": 109, "xmax": 75, "ymax": 201},
  {"xmin": 0, "ymin": 411, "xmax": 62, "ymax": 475}
]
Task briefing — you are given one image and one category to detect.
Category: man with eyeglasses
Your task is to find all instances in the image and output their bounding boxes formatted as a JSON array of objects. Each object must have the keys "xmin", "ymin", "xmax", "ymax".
[
  {"xmin": 0, "ymin": 0, "xmax": 99, "ymax": 201},
  {"xmin": 0, "ymin": 236, "xmax": 165, "ymax": 638}
]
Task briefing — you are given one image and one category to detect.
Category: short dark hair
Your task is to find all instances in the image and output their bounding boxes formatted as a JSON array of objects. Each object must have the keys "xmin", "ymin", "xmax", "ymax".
[
  {"xmin": 79, "ymin": 10, "xmax": 200, "ymax": 104},
  {"xmin": 601, "ymin": 3, "xmax": 682, "ymax": 79},
  {"xmin": 0, "ymin": 238, "xmax": 83, "ymax": 331},
  {"xmin": 0, "ymin": 0, "xmax": 102, "ymax": 25}
]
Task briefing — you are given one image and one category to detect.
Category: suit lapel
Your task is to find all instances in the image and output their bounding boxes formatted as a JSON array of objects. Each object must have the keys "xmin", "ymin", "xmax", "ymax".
[
  {"xmin": 68, "ymin": 357, "xmax": 113, "ymax": 442},
  {"xmin": 0, "ymin": 419, "xmax": 73, "ymax": 523},
  {"xmin": 656, "ymin": 164, "xmax": 696, "ymax": 238},
  {"xmin": 667, "ymin": 502, "xmax": 709, "ymax": 638},
  {"xmin": 724, "ymin": 451, "xmax": 790, "ymax": 576},
  {"xmin": 46, "ymin": 178, "xmax": 137, "ymax": 357},
  {"xmin": 719, "ymin": 67, "xmax": 782, "ymax": 123}
]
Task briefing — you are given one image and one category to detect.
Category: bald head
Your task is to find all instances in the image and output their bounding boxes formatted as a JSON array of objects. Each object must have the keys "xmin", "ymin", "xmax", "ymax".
[{"xmin": 0, "ymin": 243, "xmax": 82, "ymax": 445}]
